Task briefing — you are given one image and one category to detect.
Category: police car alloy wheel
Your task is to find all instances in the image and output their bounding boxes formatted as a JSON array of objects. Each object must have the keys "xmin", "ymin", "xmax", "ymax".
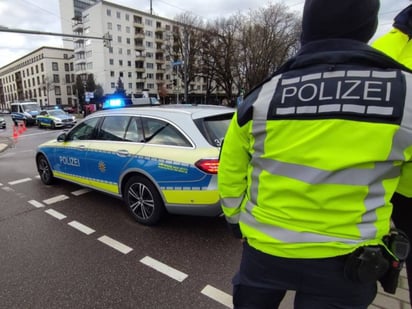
[
  {"xmin": 37, "ymin": 154, "xmax": 55, "ymax": 185},
  {"xmin": 124, "ymin": 175, "xmax": 166, "ymax": 225}
]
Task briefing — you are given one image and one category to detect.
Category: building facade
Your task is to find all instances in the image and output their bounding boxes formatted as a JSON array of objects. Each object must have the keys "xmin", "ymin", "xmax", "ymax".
[
  {"xmin": 59, "ymin": 0, "xmax": 100, "ymax": 50},
  {"xmin": 0, "ymin": 47, "xmax": 77, "ymax": 110},
  {"xmin": 72, "ymin": 1, "xmax": 221, "ymax": 104}
]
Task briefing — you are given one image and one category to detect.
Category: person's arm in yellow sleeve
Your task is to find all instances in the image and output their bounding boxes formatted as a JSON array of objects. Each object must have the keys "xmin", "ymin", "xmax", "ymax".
[{"xmin": 218, "ymin": 112, "xmax": 251, "ymax": 238}]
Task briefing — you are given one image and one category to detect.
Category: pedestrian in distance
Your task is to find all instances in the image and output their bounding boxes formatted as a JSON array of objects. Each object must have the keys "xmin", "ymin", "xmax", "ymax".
[
  {"xmin": 218, "ymin": 0, "xmax": 411, "ymax": 308},
  {"xmin": 372, "ymin": 4, "xmax": 412, "ymax": 305}
]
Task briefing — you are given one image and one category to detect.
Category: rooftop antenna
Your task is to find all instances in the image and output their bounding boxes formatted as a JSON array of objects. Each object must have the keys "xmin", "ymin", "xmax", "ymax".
[{"xmin": 150, "ymin": 0, "xmax": 153, "ymax": 15}]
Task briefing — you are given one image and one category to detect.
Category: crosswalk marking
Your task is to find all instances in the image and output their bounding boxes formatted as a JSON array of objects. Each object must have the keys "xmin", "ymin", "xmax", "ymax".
[
  {"xmin": 43, "ymin": 195, "xmax": 69, "ymax": 205},
  {"xmin": 8, "ymin": 178, "xmax": 32, "ymax": 185},
  {"xmin": 45, "ymin": 209, "xmax": 67, "ymax": 220},
  {"xmin": 201, "ymin": 285, "xmax": 233, "ymax": 308},
  {"xmin": 68, "ymin": 220, "xmax": 95, "ymax": 235},
  {"xmin": 28, "ymin": 200, "xmax": 44, "ymax": 208},
  {"xmin": 71, "ymin": 188, "xmax": 92, "ymax": 196},
  {"xmin": 140, "ymin": 256, "xmax": 188, "ymax": 282},
  {"xmin": 98, "ymin": 235, "xmax": 133, "ymax": 254}
]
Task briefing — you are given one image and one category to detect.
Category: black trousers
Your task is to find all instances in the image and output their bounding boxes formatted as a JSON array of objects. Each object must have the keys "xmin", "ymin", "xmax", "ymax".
[
  {"xmin": 391, "ymin": 193, "xmax": 412, "ymax": 304},
  {"xmin": 232, "ymin": 242, "xmax": 377, "ymax": 309}
]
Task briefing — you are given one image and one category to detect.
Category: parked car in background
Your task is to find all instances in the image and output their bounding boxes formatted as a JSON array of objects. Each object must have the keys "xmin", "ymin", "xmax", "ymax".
[
  {"xmin": 63, "ymin": 106, "xmax": 75, "ymax": 113},
  {"xmin": 10, "ymin": 101, "xmax": 41, "ymax": 125},
  {"xmin": 36, "ymin": 104, "xmax": 234, "ymax": 225},
  {"xmin": 36, "ymin": 108, "xmax": 77, "ymax": 129},
  {"xmin": 0, "ymin": 117, "xmax": 6, "ymax": 129}
]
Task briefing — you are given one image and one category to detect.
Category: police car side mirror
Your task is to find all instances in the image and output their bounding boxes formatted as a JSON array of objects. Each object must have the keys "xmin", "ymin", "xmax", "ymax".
[{"xmin": 57, "ymin": 133, "xmax": 67, "ymax": 142}]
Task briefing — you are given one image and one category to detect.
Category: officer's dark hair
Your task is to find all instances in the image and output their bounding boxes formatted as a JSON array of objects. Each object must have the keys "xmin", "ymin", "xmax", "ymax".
[{"xmin": 300, "ymin": 0, "xmax": 380, "ymax": 45}]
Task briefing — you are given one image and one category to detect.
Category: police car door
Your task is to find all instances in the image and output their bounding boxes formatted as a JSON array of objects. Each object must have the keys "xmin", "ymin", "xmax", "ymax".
[
  {"xmin": 85, "ymin": 115, "xmax": 144, "ymax": 195},
  {"xmin": 52, "ymin": 117, "xmax": 100, "ymax": 185}
]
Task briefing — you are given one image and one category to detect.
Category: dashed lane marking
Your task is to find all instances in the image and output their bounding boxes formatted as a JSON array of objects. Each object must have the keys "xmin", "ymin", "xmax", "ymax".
[
  {"xmin": 45, "ymin": 209, "xmax": 67, "ymax": 220},
  {"xmin": 98, "ymin": 235, "xmax": 133, "ymax": 254},
  {"xmin": 28, "ymin": 200, "xmax": 44, "ymax": 208},
  {"xmin": 68, "ymin": 220, "xmax": 95, "ymax": 235},
  {"xmin": 140, "ymin": 256, "xmax": 188, "ymax": 282},
  {"xmin": 71, "ymin": 188, "xmax": 92, "ymax": 196},
  {"xmin": 201, "ymin": 285, "xmax": 233, "ymax": 308},
  {"xmin": 2, "ymin": 186, "xmax": 14, "ymax": 192},
  {"xmin": 43, "ymin": 195, "xmax": 69, "ymax": 205},
  {"xmin": 8, "ymin": 178, "xmax": 32, "ymax": 185}
]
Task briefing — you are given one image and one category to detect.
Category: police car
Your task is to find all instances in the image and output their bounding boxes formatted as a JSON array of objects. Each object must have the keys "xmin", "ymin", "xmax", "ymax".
[
  {"xmin": 36, "ymin": 108, "xmax": 77, "ymax": 129},
  {"xmin": 35, "ymin": 104, "xmax": 234, "ymax": 225}
]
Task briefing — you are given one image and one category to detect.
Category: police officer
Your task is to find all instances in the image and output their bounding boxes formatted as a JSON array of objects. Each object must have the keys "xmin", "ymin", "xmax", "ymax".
[
  {"xmin": 373, "ymin": 5, "xmax": 412, "ymax": 304},
  {"xmin": 218, "ymin": 0, "xmax": 412, "ymax": 308}
]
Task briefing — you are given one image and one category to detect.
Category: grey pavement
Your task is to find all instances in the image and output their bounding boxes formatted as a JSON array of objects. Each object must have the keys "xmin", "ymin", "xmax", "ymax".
[{"xmin": 0, "ymin": 136, "xmax": 13, "ymax": 153}]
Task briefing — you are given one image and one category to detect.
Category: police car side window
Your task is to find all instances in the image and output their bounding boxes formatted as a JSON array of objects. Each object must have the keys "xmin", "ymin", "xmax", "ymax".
[
  {"xmin": 98, "ymin": 116, "xmax": 130, "ymax": 141},
  {"xmin": 125, "ymin": 117, "xmax": 143, "ymax": 142},
  {"xmin": 67, "ymin": 117, "xmax": 99, "ymax": 141},
  {"xmin": 142, "ymin": 117, "xmax": 191, "ymax": 147}
]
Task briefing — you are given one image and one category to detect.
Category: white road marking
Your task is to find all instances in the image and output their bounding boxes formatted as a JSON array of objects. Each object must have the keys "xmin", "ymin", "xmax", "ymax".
[
  {"xmin": 43, "ymin": 195, "xmax": 69, "ymax": 205},
  {"xmin": 68, "ymin": 220, "xmax": 95, "ymax": 235},
  {"xmin": 8, "ymin": 178, "xmax": 32, "ymax": 185},
  {"xmin": 2, "ymin": 186, "xmax": 14, "ymax": 192},
  {"xmin": 201, "ymin": 285, "xmax": 233, "ymax": 308},
  {"xmin": 98, "ymin": 235, "xmax": 133, "ymax": 254},
  {"xmin": 140, "ymin": 256, "xmax": 188, "ymax": 282},
  {"xmin": 71, "ymin": 188, "xmax": 92, "ymax": 196},
  {"xmin": 0, "ymin": 182, "xmax": 3, "ymax": 186},
  {"xmin": 45, "ymin": 209, "xmax": 67, "ymax": 220},
  {"xmin": 28, "ymin": 200, "xmax": 44, "ymax": 208}
]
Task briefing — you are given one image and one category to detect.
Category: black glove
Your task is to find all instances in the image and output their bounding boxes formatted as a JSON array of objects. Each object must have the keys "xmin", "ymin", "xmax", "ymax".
[
  {"xmin": 394, "ymin": 5, "xmax": 412, "ymax": 37},
  {"xmin": 227, "ymin": 223, "xmax": 243, "ymax": 239}
]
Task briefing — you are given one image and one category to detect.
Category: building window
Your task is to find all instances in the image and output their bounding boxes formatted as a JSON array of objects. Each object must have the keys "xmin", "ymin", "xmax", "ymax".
[
  {"xmin": 52, "ymin": 62, "xmax": 58, "ymax": 71},
  {"xmin": 65, "ymin": 63, "xmax": 70, "ymax": 71},
  {"xmin": 117, "ymin": 36, "xmax": 122, "ymax": 43},
  {"xmin": 117, "ymin": 24, "xmax": 121, "ymax": 31},
  {"xmin": 107, "ymin": 22, "xmax": 112, "ymax": 30},
  {"xmin": 126, "ymin": 38, "xmax": 131, "ymax": 44},
  {"xmin": 111, "ymin": 82, "xmax": 115, "ymax": 88},
  {"xmin": 109, "ymin": 59, "xmax": 114, "ymax": 65},
  {"xmin": 145, "ymin": 19, "xmax": 153, "ymax": 26},
  {"xmin": 55, "ymin": 86, "xmax": 61, "ymax": 96},
  {"xmin": 119, "ymin": 60, "xmax": 123, "ymax": 66},
  {"xmin": 126, "ymin": 26, "xmax": 130, "ymax": 33},
  {"xmin": 67, "ymin": 86, "xmax": 72, "ymax": 95},
  {"xmin": 146, "ymin": 63, "xmax": 154, "ymax": 69},
  {"xmin": 106, "ymin": 9, "xmax": 111, "ymax": 16},
  {"xmin": 128, "ymin": 83, "xmax": 132, "ymax": 89},
  {"xmin": 53, "ymin": 74, "xmax": 60, "ymax": 83},
  {"xmin": 116, "ymin": 11, "xmax": 121, "ymax": 19},
  {"xmin": 110, "ymin": 71, "xmax": 115, "ymax": 77},
  {"xmin": 125, "ymin": 13, "xmax": 129, "ymax": 21}
]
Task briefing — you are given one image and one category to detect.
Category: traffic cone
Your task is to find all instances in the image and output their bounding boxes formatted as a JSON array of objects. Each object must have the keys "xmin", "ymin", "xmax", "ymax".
[
  {"xmin": 18, "ymin": 123, "xmax": 23, "ymax": 134},
  {"xmin": 13, "ymin": 124, "xmax": 19, "ymax": 140}
]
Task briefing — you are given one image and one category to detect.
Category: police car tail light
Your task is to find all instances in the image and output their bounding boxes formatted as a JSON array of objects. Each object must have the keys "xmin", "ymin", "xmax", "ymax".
[{"xmin": 195, "ymin": 159, "xmax": 219, "ymax": 174}]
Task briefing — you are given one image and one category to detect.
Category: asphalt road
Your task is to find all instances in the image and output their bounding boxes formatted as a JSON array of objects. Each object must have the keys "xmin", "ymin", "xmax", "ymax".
[{"xmin": 0, "ymin": 116, "xmax": 407, "ymax": 308}]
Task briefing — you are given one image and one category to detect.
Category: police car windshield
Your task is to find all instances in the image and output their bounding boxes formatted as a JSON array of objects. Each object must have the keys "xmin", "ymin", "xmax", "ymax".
[
  {"xmin": 22, "ymin": 104, "xmax": 40, "ymax": 112},
  {"xmin": 48, "ymin": 109, "xmax": 66, "ymax": 116}
]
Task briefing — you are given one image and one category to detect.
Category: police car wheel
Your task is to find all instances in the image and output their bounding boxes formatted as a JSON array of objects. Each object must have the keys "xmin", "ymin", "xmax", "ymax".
[
  {"xmin": 51, "ymin": 121, "xmax": 55, "ymax": 129},
  {"xmin": 37, "ymin": 154, "xmax": 55, "ymax": 185},
  {"xmin": 124, "ymin": 175, "xmax": 165, "ymax": 226},
  {"xmin": 37, "ymin": 121, "xmax": 42, "ymax": 128}
]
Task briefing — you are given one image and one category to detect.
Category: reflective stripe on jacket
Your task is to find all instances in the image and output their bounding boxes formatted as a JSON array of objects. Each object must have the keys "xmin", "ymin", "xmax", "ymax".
[{"xmin": 218, "ymin": 39, "xmax": 412, "ymax": 258}]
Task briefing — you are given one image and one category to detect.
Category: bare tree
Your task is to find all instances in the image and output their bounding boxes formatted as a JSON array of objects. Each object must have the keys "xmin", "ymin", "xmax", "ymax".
[{"xmin": 239, "ymin": 4, "xmax": 301, "ymax": 90}]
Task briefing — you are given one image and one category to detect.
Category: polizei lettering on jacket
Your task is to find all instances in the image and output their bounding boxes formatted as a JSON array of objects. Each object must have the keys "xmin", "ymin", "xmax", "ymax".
[{"xmin": 269, "ymin": 69, "xmax": 404, "ymax": 123}]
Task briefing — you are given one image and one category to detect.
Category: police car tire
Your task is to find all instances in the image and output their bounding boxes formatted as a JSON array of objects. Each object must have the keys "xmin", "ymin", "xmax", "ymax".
[
  {"xmin": 51, "ymin": 121, "xmax": 55, "ymax": 129},
  {"xmin": 124, "ymin": 175, "xmax": 165, "ymax": 226},
  {"xmin": 37, "ymin": 154, "xmax": 55, "ymax": 185},
  {"xmin": 38, "ymin": 121, "xmax": 42, "ymax": 128}
]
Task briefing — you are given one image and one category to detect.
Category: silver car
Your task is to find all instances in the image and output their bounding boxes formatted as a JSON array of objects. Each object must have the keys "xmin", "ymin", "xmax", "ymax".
[
  {"xmin": 0, "ymin": 117, "xmax": 6, "ymax": 129},
  {"xmin": 36, "ymin": 104, "xmax": 234, "ymax": 225}
]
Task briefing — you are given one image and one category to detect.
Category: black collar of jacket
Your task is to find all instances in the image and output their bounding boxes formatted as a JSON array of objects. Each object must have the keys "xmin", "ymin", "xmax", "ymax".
[{"xmin": 236, "ymin": 39, "xmax": 411, "ymax": 127}]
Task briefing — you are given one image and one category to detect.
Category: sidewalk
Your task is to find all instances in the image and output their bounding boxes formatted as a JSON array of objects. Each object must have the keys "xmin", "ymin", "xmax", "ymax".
[{"xmin": 0, "ymin": 136, "xmax": 13, "ymax": 153}]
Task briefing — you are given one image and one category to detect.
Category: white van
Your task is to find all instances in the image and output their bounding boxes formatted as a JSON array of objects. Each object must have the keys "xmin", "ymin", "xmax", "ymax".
[{"xmin": 11, "ymin": 101, "xmax": 42, "ymax": 125}]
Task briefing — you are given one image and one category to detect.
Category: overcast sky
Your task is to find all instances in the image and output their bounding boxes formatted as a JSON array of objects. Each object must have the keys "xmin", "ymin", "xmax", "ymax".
[{"xmin": 0, "ymin": 0, "xmax": 408, "ymax": 68}]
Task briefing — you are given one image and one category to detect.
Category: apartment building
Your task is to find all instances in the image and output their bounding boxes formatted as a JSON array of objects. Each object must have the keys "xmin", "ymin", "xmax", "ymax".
[
  {"xmin": 0, "ymin": 47, "xmax": 77, "ymax": 110},
  {"xmin": 59, "ymin": 0, "xmax": 100, "ymax": 49},
  {"xmin": 71, "ymin": 1, "xmax": 219, "ymax": 103}
]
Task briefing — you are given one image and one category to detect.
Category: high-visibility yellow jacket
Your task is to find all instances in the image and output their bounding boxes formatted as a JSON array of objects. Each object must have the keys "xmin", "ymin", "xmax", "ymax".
[
  {"xmin": 372, "ymin": 28, "xmax": 412, "ymax": 69},
  {"xmin": 218, "ymin": 39, "xmax": 412, "ymax": 259}
]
